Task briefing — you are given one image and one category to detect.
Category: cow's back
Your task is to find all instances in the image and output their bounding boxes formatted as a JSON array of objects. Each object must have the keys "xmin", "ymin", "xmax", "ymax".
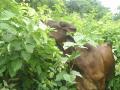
[
  {"xmin": 97, "ymin": 43, "xmax": 115, "ymax": 80},
  {"xmin": 73, "ymin": 44, "xmax": 105, "ymax": 90}
]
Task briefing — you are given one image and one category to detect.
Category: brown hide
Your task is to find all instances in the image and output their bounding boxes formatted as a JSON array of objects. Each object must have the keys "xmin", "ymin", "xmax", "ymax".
[
  {"xmin": 46, "ymin": 20, "xmax": 76, "ymax": 52},
  {"xmin": 73, "ymin": 43, "xmax": 105, "ymax": 90},
  {"xmin": 46, "ymin": 20, "xmax": 76, "ymax": 32},
  {"xmin": 75, "ymin": 76, "xmax": 97, "ymax": 90},
  {"xmin": 46, "ymin": 20, "xmax": 115, "ymax": 89},
  {"xmin": 65, "ymin": 43, "xmax": 115, "ymax": 90},
  {"xmin": 97, "ymin": 43, "xmax": 115, "ymax": 80}
]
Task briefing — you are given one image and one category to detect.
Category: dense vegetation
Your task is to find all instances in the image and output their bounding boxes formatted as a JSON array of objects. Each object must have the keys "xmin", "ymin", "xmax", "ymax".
[{"xmin": 0, "ymin": 0, "xmax": 120, "ymax": 90}]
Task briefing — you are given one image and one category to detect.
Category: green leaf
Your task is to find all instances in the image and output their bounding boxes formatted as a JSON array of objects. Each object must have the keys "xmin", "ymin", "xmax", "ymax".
[
  {"xmin": 21, "ymin": 51, "xmax": 31, "ymax": 62},
  {"xmin": 3, "ymin": 80, "xmax": 8, "ymax": 87},
  {"xmin": 59, "ymin": 86, "xmax": 67, "ymax": 90},
  {"xmin": 8, "ymin": 60, "xmax": 22, "ymax": 77},
  {"xmin": 0, "ymin": 10, "xmax": 15, "ymax": 20},
  {"xmin": 1, "ymin": 87, "xmax": 9, "ymax": 90},
  {"xmin": 56, "ymin": 71, "xmax": 75, "ymax": 83},
  {"xmin": 0, "ymin": 58, "xmax": 7, "ymax": 66},
  {"xmin": 49, "ymin": 72, "xmax": 54, "ymax": 78},
  {"xmin": 63, "ymin": 74, "xmax": 71, "ymax": 82},
  {"xmin": 71, "ymin": 70, "xmax": 82, "ymax": 77},
  {"xmin": 36, "ymin": 65, "xmax": 42, "ymax": 75},
  {"xmin": 0, "ymin": 67, "xmax": 6, "ymax": 76},
  {"xmin": 0, "ymin": 23, "xmax": 10, "ymax": 30},
  {"xmin": 11, "ymin": 40, "xmax": 22, "ymax": 51},
  {"xmin": 12, "ymin": 60, "xmax": 22, "ymax": 73},
  {"xmin": 32, "ymin": 33, "xmax": 41, "ymax": 46},
  {"xmin": 25, "ymin": 43, "xmax": 35, "ymax": 53},
  {"xmin": 41, "ymin": 31, "xmax": 48, "ymax": 44},
  {"xmin": 56, "ymin": 71, "xmax": 65, "ymax": 81},
  {"xmin": 24, "ymin": 36, "xmax": 35, "ymax": 53},
  {"xmin": 2, "ymin": 33, "xmax": 16, "ymax": 42},
  {"xmin": 68, "ymin": 51, "xmax": 80, "ymax": 61},
  {"xmin": 63, "ymin": 42, "xmax": 75, "ymax": 50},
  {"xmin": 0, "ymin": 23, "xmax": 17, "ymax": 34}
]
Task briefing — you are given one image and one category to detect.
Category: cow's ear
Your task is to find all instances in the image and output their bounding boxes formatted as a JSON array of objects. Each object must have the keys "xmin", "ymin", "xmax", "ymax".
[
  {"xmin": 104, "ymin": 40, "xmax": 112, "ymax": 47},
  {"xmin": 83, "ymin": 43, "xmax": 95, "ymax": 51},
  {"xmin": 59, "ymin": 21, "xmax": 77, "ymax": 32},
  {"xmin": 59, "ymin": 21, "xmax": 68, "ymax": 27},
  {"xmin": 106, "ymin": 42, "xmax": 112, "ymax": 47},
  {"xmin": 46, "ymin": 20, "xmax": 61, "ymax": 29}
]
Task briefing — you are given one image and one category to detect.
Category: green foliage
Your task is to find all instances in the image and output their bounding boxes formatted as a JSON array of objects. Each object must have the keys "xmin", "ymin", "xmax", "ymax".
[
  {"xmin": 0, "ymin": 0, "xmax": 120, "ymax": 90},
  {"xmin": 0, "ymin": 1, "xmax": 76, "ymax": 90},
  {"xmin": 113, "ymin": 6, "xmax": 120, "ymax": 20},
  {"xmin": 64, "ymin": 0, "xmax": 109, "ymax": 19}
]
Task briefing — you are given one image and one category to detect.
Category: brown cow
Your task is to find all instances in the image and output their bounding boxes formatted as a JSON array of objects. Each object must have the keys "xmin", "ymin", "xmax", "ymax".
[
  {"xmin": 46, "ymin": 20, "xmax": 76, "ymax": 53},
  {"xmin": 45, "ymin": 20, "xmax": 115, "ymax": 90},
  {"xmin": 97, "ymin": 43, "xmax": 115, "ymax": 81},
  {"xmin": 65, "ymin": 43, "xmax": 115, "ymax": 90},
  {"xmin": 75, "ymin": 76, "xmax": 97, "ymax": 90},
  {"xmin": 74, "ymin": 43, "xmax": 105, "ymax": 90}
]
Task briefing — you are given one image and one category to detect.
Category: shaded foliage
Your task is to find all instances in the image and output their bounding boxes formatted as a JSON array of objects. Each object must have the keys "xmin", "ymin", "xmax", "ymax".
[
  {"xmin": 64, "ymin": 0, "xmax": 109, "ymax": 19},
  {"xmin": 0, "ymin": 0, "xmax": 76, "ymax": 90},
  {"xmin": 0, "ymin": 0, "xmax": 120, "ymax": 90}
]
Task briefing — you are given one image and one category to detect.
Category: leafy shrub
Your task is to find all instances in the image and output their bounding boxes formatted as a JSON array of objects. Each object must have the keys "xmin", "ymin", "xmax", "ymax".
[
  {"xmin": 0, "ymin": 1, "xmax": 77, "ymax": 90},
  {"xmin": 0, "ymin": 0, "xmax": 120, "ymax": 90}
]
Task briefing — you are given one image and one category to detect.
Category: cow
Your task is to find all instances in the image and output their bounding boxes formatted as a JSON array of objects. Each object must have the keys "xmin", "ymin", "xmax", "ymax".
[
  {"xmin": 39, "ymin": 20, "xmax": 115, "ymax": 89},
  {"xmin": 65, "ymin": 43, "xmax": 115, "ymax": 90},
  {"xmin": 97, "ymin": 43, "xmax": 115, "ymax": 80},
  {"xmin": 75, "ymin": 75, "xmax": 97, "ymax": 90},
  {"xmin": 73, "ymin": 43, "xmax": 105, "ymax": 90},
  {"xmin": 46, "ymin": 20, "xmax": 76, "ymax": 53}
]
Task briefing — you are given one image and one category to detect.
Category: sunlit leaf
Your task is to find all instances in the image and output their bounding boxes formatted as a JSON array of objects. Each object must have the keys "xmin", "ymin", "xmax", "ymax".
[
  {"xmin": 2, "ymin": 33, "xmax": 16, "ymax": 42},
  {"xmin": 8, "ymin": 60, "xmax": 22, "ymax": 77},
  {"xmin": 59, "ymin": 86, "xmax": 67, "ymax": 90},
  {"xmin": 0, "ymin": 67, "xmax": 6, "ymax": 76},
  {"xmin": 0, "ymin": 10, "xmax": 15, "ymax": 20},
  {"xmin": 25, "ymin": 43, "xmax": 35, "ymax": 53},
  {"xmin": 11, "ymin": 40, "xmax": 22, "ymax": 51},
  {"xmin": 21, "ymin": 51, "xmax": 31, "ymax": 62},
  {"xmin": 63, "ymin": 74, "xmax": 71, "ymax": 82}
]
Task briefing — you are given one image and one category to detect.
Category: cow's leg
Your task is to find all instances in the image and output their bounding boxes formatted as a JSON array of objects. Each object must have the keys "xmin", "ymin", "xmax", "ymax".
[{"xmin": 97, "ymin": 77, "xmax": 105, "ymax": 90}]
